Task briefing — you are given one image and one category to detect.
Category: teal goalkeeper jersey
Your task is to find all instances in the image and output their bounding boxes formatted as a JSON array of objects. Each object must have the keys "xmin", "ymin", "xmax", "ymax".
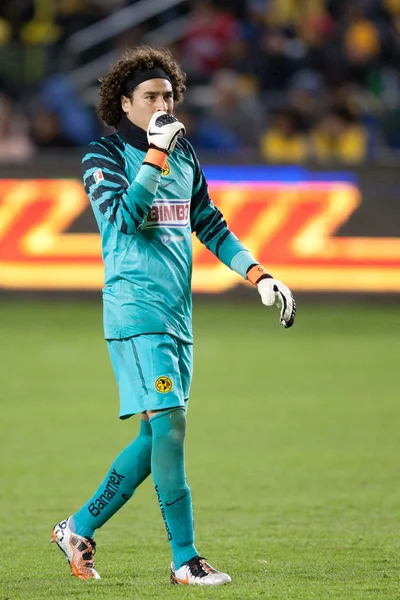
[{"xmin": 82, "ymin": 117, "xmax": 256, "ymax": 342}]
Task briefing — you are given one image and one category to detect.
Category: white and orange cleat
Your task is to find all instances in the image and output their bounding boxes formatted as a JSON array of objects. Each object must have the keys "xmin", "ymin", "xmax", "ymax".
[
  {"xmin": 51, "ymin": 517, "xmax": 100, "ymax": 580},
  {"xmin": 170, "ymin": 555, "xmax": 231, "ymax": 586}
]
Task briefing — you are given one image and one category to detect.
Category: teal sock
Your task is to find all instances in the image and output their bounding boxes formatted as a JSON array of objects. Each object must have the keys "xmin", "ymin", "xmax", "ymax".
[
  {"xmin": 71, "ymin": 419, "xmax": 152, "ymax": 538},
  {"xmin": 150, "ymin": 408, "xmax": 198, "ymax": 569}
]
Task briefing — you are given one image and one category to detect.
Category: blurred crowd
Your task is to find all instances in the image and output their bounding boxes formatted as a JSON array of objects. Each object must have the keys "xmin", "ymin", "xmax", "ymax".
[{"xmin": 1, "ymin": 0, "xmax": 400, "ymax": 164}]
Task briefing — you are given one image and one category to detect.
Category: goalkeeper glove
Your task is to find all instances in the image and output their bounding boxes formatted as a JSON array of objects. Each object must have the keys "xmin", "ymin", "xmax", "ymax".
[
  {"xmin": 247, "ymin": 264, "xmax": 296, "ymax": 329},
  {"xmin": 144, "ymin": 110, "xmax": 185, "ymax": 171}
]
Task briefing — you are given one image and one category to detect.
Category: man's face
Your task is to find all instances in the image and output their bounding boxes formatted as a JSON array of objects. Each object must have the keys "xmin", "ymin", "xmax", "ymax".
[{"xmin": 121, "ymin": 78, "xmax": 174, "ymax": 131}]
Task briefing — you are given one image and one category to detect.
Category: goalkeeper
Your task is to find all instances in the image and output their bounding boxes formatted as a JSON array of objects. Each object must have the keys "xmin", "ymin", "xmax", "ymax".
[{"xmin": 51, "ymin": 45, "xmax": 296, "ymax": 586}]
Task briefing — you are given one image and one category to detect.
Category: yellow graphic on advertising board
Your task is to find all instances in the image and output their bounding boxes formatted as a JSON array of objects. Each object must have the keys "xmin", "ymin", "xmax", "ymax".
[{"xmin": 0, "ymin": 179, "xmax": 399, "ymax": 292}]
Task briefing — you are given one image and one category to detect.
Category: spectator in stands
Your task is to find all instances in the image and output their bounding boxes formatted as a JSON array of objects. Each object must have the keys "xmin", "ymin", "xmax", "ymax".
[
  {"xmin": 227, "ymin": 3, "xmax": 267, "ymax": 81},
  {"xmin": 207, "ymin": 69, "xmax": 264, "ymax": 149},
  {"xmin": 288, "ymin": 69, "xmax": 327, "ymax": 128},
  {"xmin": 310, "ymin": 105, "xmax": 368, "ymax": 163},
  {"xmin": 54, "ymin": 0, "xmax": 107, "ymax": 43},
  {"xmin": 31, "ymin": 109, "xmax": 77, "ymax": 149},
  {"xmin": 175, "ymin": 105, "xmax": 244, "ymax": 153},
  {"xmin": 265, "ymin": 0, "xmax": 327, "ymax": 30},
  {"xmin": 260, "ymin": 107, "xmax": 309, "ymax": 163},
  {"xmin": 340, "ymin": 2, "xmax": 382, "ymax": 89},
  {"xmin": 179, "ymin": 0, "xmax": 239, "ymax": 83},
  {"xmin": 0, "ymin": 16, "xmax": 11, "ymax": 45},
  {"xmin": 298, "ymin": 11, "xmax": 338, "ymax": 85},
  {"xmin": 0, "ymin": 92, "xmax": 34, "ymax": 162},
  {"xmin": 385, "ymin": 0, "xmax": 400, "ymax": 14},
  {"xmin": 38, "ymin": 74, "xmax": 98, "ymax": 145},
  {"xmin": 252, "ymin": 28, "xmax": 303, "ymax": 96},
  {"xmin": 0, "ymin": 0, "xmax": 34, "ymax": 41}
]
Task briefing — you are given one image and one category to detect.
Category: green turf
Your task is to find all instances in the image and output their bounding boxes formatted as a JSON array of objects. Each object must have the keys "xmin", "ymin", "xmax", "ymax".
[{"xmin": 0, "ymin": 298, "xmax": 399, "ymax": 599}]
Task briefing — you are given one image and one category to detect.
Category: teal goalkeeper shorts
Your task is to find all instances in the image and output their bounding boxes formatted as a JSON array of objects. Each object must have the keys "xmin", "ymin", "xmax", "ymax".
[{"xmin": 107, "ymin": 333, "xmax": 193, "ymax": 419}]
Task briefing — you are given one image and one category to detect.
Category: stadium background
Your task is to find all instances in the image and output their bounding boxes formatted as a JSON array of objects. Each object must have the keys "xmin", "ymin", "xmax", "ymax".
[{"xmin": 0, "ymin": 1, "xmax": 399, "ymax": 599}]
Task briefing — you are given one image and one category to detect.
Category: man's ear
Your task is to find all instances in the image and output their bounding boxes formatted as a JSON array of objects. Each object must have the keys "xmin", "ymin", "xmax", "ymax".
[{"xmin": 121, "ymin": 95, "xmax": 131, "ymax": 113}]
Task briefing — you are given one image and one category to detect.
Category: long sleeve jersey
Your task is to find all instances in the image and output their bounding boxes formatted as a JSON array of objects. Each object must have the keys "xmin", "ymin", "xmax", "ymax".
[{"xmin": 82, "ymin": 117, "xmax": 256, "ymax": 342}]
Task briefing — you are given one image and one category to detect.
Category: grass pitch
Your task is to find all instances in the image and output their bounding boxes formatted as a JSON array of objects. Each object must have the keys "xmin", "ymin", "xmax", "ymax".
[{"xmin": 0, "ymin": 298, "xmax": 399, "ymax": 599}]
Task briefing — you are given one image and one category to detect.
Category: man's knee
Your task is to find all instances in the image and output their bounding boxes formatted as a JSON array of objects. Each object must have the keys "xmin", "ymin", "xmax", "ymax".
[{"xmin": 148, "ymin": 407, "xmax": 187, "ymax": 443}]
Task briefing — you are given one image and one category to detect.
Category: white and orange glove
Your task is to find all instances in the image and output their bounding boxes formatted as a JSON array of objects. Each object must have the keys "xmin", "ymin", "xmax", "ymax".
[
  {"xmin": 247, "ymin": 265, "xmax": 296, "ymax": 328},
  {"xmin": 143, "ymin": 111, "xmax": 185, "ymax": 171}
]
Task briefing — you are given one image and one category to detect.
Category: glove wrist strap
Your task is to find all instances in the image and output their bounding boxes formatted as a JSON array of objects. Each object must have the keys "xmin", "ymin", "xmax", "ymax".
[
  {"xmin": 143, "ymin": 147, "xmax": 168, "ymax": 172},
  {"xmin": 246, "ymin": 264, "xmax": 272, "ymax": 286}
]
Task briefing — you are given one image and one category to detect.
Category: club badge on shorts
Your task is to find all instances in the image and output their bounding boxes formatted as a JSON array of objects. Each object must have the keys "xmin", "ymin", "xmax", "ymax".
[
  {"xmin": 155, "ymin": 376, "xmax": 173, "ymax": 393},
  {"xmin": 162, "ymin": 161, "xmax": 170, "ymax": 176}
]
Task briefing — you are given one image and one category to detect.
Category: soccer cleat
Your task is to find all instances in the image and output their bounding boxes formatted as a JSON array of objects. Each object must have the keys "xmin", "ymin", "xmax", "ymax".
[
  {"xmin": 51, "ymin": 517, "xmax": 100, "ymax": 580},
  {"xmin": 170, "ymin": 555, "xmax": 231, "ymax": 586}
]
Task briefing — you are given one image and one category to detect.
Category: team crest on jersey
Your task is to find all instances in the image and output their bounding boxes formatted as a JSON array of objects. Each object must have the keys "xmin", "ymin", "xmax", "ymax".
[
  {"xmin": 93, "ymin": 169, "xmax": 104, "ymax": 184},
  {"xmin": 162, "ymin": 161, "xmax": 170, "ymax": 176},
  {"xmin": 155, "ymin": 376, "xmax": 173, "ymax": 394}
]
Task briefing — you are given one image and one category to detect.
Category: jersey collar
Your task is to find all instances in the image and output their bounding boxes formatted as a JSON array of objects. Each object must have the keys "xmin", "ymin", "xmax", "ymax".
[{"xmin": 117, "ymin": 115, "xmax": 149, "ymax": 151}]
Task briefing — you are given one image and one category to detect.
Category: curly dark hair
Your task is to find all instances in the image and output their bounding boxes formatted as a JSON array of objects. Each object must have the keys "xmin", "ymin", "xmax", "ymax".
[{"xmin": 96, "ymin": 46, "xmax": 187, "ymax": 128}]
